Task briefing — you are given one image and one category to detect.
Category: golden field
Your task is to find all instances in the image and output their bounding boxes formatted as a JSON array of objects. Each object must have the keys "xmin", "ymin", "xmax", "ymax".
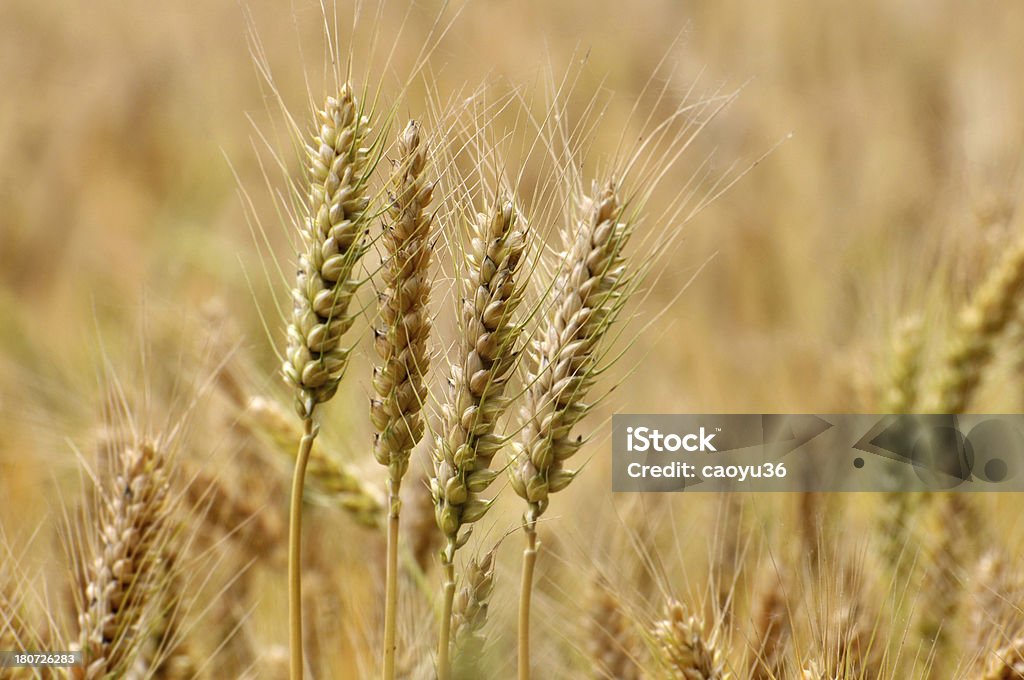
[{"xmin": 1, "ymin": 1, "xmax": 1024, "ymax": 678}]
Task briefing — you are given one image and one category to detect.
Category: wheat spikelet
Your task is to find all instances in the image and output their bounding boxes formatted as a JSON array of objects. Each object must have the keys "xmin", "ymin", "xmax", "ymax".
[
  {"xmin": 651, "ymin": 600, "xmax": 730, "ymax": 680},
  {"xmin": 282, "ymin": 85, "xmax": 372, "ymax": 418},
  {"xmin": 930, "ymin": 234, "xmax": 1024, "ymax": 413},
  {"xmin": 585, "ymin": 575, "xmax": 640, "ymax": 680},
  {"xmin": 511, "ymin": 180, "xmax": 628, "ymax": 526},
  {"xmin": 450, "ymin": 546, "xmax": 497, "ymax": 676},
  {"xmin": 432, "ymin": 197, "xmax": 527, "ymax": 558},
  {"xmin": 72, "ymin": 439, "xmax": 172, "ymax": 679},
  {"xmin": 245, "ymin": 395, "xmax": 383, "ymax": 527},
  {"xmin": 978, "ymin": 637, "xmax": 1024, "ymax": 680},
  {"xmin": 372, "ymin": 119, "xmax": 434, "ymax": 488}
]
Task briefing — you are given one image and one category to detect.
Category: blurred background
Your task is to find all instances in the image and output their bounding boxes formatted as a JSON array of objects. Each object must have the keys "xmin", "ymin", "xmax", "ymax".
[{"xmin": 2, "ymin": 0, "xmax": 1024, "ymax": 677}]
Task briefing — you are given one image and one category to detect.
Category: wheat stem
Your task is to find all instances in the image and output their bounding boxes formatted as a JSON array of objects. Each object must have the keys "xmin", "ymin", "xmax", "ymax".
[
  {"xmin": 383, "ymin": 481, "xmax": 401, "ymax": 680},
  {"xmin": 288, "ymin": 417, "xmax": 317, "ymax": 680},
  {"xmin": 374, "ymin": 120, "xmax": 434, "ymax": 680},
  {"xmin": 438, "ymin": 560, "xmax": 456, "ymax": 680},
  {"xmin": 517, "ymin": 524, "xmax": 538, "ymax": 680}
]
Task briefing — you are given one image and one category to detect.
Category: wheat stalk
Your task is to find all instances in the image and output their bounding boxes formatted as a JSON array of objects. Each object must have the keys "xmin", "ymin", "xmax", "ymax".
[
  {"xmin": 511, "ymin": 179, "xmax": 629, "ymax": 679},
  {"xmin": 432, "ymin": 197, "xmax": 527, "ymax": 679},
  {"xmin": 281, "ymin": 84, "xmax": 373, "ymax": 680},
  {"xmin": 372, "ymin": 120, "xmax": 434, "ymax": 680},
  {"xmin": 72, "ymin": 439, "xmax": 172, "ymax": 679}
]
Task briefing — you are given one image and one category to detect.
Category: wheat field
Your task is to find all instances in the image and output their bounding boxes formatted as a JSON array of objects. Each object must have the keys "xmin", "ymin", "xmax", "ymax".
[{"xmin": 2, "ymin": 1, "xmax": 1024, "ymax": 678}]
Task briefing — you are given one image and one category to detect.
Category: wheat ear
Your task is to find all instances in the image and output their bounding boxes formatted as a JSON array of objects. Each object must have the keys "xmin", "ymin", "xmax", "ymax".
[
  {"xmin": 930, "ymin": 235, "xmax": 1024, "ymax": 413},
  {"xmin": 511, "ymin": 180, "xmax": 629, "ymax": 680},
  {"xmin": 586, "ymin": 575, "xmax": 641, "ymax": 680},
  {"xmin": 450, "ymin": 546, "xmax": 497, "ymax": 678},
  {"xmin": 372, "ymin": 120, "xmax": 434, "ymax": 680},
  {"xmin": 433, "ymin": 198, "xmax": 527, "ymax": 680},
  {"xmin": 281, "ymin": 84, "xmax": 372, "ymax": 680},
  {"xmin": 978, "ymin": 637, "xmax": 1024, "ymax": 680},
  {"xmin": 651, "ymin": 600, "xmax": 730, "ymax": 680},
  {"xmin": 72, "ymin": 440, "xmax": 171, "ymax": 679},
  {"xmin": 125, "ymin": 550, "xmax": 195, "ymax": 680}
]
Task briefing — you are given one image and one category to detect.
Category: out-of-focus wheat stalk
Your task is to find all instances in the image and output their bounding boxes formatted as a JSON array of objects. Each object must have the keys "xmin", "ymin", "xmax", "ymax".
[
  {"xmin": 511, "ymin": 180, "xmax": 629, "ymax": 680},
  {"xmin": 71, "ymin": 439, "xmax": 172, "ymax": 679},
  {"xmin": 929, "ymin": 234, "xmax": 1024, "ymax": 413},
  {"xmin": 917, "ymin": 494, "xmax": 979, "ymax": 676},
  {"xmin": 432, "ymin": 198, "xmax": 527, "ymax": 679},
  {"xmin": 280, "ymin": 85, "xmax": 373, "ymax": 680},
  {"xmin": 372, "ymin": 120, "xmax": 434, "ymax": 680},
  {"xmin": 748, "ymin": 565, "xmax": 791, "ymax": 680},
  {"xmin": 586, "ymin": 575, "xmax": 641, "ymax": 680}
]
